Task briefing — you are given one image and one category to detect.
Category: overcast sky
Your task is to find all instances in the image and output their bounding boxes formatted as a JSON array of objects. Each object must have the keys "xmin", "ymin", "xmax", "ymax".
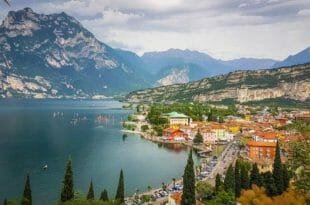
[{"xmin": 0, "ymin": 0, "xmax": 310, "ymax": 60}]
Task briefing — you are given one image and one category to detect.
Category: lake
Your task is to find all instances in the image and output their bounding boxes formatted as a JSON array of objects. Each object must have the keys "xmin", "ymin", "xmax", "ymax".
[{"xmin": 0, "ymin": 99, "xmax": 198, "ymax": 204}]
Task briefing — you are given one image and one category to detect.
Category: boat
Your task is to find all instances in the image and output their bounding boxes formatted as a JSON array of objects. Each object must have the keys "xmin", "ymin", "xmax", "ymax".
[{"xmin": 43, "ymin": 164, "xmax": 48, "ymax": 170}]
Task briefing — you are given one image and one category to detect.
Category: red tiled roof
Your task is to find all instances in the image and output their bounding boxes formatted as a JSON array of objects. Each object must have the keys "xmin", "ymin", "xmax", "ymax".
[{"xmin": 247, "ymin": 141, "xmax": 276, "ymax": 147}]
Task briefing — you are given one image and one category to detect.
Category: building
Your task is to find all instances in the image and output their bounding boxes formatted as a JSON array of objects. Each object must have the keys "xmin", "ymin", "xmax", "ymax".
[
  {"xmin": 164, "ymin": 112, "xmax": 191, "ymax": 129},
  {"xmin": 247, "ymin": 141, "xmax": 276, "ymax": 160},
  {"xmin": 253, "ymin": 131, "xmax": 278, "ymax": 143},
  {"xmin": 167, "ymin": 192, "xmax": 203, "ymax": 205},
  {"xmin": 163, "ymin": 128, "xmax": 188, "ymax": 141},
  {"xmin": 211, "ymin": 124, "xmax": 227, "ymax": 142}
]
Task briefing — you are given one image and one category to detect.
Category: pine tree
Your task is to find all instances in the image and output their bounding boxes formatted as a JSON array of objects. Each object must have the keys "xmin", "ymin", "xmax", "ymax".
[
  {"xmin": 87, "ymin": 180, "xmax": 95, "ymax": 200},
  {"xmin": 215, "ymin": 173, "xmax": 222, "ymax": 194},
  {"xmin": 181, "ymin": 150, "xmax": 195, "ymax": 205},
  {"xmin": 273, "ymin": 140, "xmax": 283, "ymax": 195},
  {"xmin": 262, "ymin": 171, "xmax": 277, "ymax": 197},
  {"xmin": 250, "ymin": 163, "xmax": 262, "ymax": 187},
  {"xmin": 193, "ymin": 131, "xmax": 203, "ymax": 144},
  {"xmin": 235, "ymin": 160, "xmax": 241, "ymax": 197},
  {"xmin": 240, "ymin": 165, "xmax": 250, "ymax": 190},
  {"xmin": 60, "ymin": 159, "xmax": 74, "ymax": 202},
  {"xmin": 100, "ymin": 189, "xmax": 109, "ymax": 201},
  {"xmin": 115, "ymin": 169, "xmax": 125, "ymax": 205},
  {"xmin": 3, "ymin": 199, "xmax": 8, "ymax": 205},
  {"xmin": 224, "ymin": 164, "xmax": 235, "ymax": 192},
  {"xmin": 282, "ymin": 164, "xmax": 290, "ymax": 191},
  {"xmin": 21, "ymin": 174, "xmax": 32, "ymax": 205}
]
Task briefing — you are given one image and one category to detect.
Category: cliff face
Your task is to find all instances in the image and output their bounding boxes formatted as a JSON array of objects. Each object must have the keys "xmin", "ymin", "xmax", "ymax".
[{"xmin": 126, "ymin": 63, "xmax": 310, "ymax": 103}]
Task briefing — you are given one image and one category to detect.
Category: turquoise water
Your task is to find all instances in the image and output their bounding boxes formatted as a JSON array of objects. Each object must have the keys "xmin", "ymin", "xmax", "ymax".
[{"xmin": 0, "ymin": 99, "xmax": 198, "ymax": 204}]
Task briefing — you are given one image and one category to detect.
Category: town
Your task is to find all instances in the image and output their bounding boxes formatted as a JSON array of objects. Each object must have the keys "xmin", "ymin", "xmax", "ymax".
[{"xmin": 122, "ymin": 103, "xmax": 309, "ymax": 205}]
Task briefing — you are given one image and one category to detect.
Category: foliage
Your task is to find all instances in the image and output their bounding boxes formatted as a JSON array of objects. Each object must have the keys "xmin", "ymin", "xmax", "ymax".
[
  {"xmin": 234, "ymin": 160, "xmax": 241, "ymax": 198},
  {"xmin": 282, "ymin": 164, "xmax": 290, "ymax": 192},
  {"xmin": 153, "ymin": 125, "xmax": 163, "ymax": 136},
  {"xmin": 250, "ymin": 163, "xmax": 262, "ymax": 187},
  {"xmin": 215, "ymin": 174, "xmax": 222, "ymax": 194},
  {"xmin": 224, "ymin": 164, "xmax": 235, "ymax": 193},
  {"xmin": 196, "ymin": 181, "xmax": 214, "ymax": 200},
  {"xmin": 273, "ymin": 141, "xmax": 284, "ymax": 195},
  {"xmin": 140, "ymin": 195, "xmax": 151, "ymax": 203},
  {"xmin": 193, "ymin": 131, "xmax": 203, "ymax": 144},
  {"xmin": 61, "ymin": 160, "xmax": 75, "ymax": 202},
  {"xmin": 237, "ymin": 185, "xmax": 306, "ymax": 205},
  {"xmin": 181, "ymin": 150, "xmax": 195, "ymax": 205},
  {"xmin": 240, "ymin": 165, "xmax": 250, "ymax": 190},
  {"xmin": 115, "ymin": 170, "xmax": 125, "ymax": 205},
  {"xmin": 141, "ymin": 125, "xmax": 149, "ymax": 132},
  {"xmin": 207, "ymin": 190, "xmax": 235, "ymax": 205},
  {"xmin": 21, "ymin": 174, "xmax": 32, "ymax": 205},
  {"xmin": 87, "ymin": 180, "xmax": 95, "ymax": 200},
  {"xmin": 100, "ymin": 190, "xmax": 109, "ymax": 201},
  {"xmin": 261, "ymin": 171, "xmax": 277, "ymax": 197}
]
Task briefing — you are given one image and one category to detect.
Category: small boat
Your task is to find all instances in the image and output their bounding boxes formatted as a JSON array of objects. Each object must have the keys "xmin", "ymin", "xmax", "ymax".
[{"xmin": 43, "ymin": 164, "xmax": 48, "ymax": 170}]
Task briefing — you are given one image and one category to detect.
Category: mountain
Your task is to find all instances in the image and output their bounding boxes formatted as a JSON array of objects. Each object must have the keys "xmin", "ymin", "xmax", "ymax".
[
  {"xmin": 273, "ymin": 47, "xmax": 310, "ymax": 68},
  {"xmin": 0, "ymin": 8, "xmax": 149, "ymax": 98},
  {"xmin": 126, "ymin": 63, "xmax": 310, "ymax": 104},
  {"xmin": 223, "ymin": 58, "xmax": 278, "ymax": 70}
]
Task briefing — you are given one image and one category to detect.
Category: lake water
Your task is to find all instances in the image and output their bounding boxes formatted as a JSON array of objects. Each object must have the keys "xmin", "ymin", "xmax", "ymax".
[{"xmin": 0, "ymin": 99, "xmax": 198, "ymax": 204}]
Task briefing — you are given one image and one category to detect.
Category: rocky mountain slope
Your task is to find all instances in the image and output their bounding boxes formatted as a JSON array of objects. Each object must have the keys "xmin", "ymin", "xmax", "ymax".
[
  {"xmin": 126, "ymin": 63, "xmax": 310, "ymax": 103},
  {"xmin": 273, "ymin": 47, "xmax": 310, "ymax": 68},
  {"xmin": 0, "ymin": 8, "xmax": 148, "ymax": 98}
]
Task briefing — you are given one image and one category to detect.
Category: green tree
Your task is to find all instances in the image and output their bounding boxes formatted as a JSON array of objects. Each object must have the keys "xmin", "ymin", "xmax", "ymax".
[
  {"xmin": 100, "ymin": 189, "xmax": 109, "ymax": 201},
  {"xmin": 141, "ymin": 125, "xmax": 149, "ymax": 132},
  {"xmin": 262, "ymin": 171, "xmax": 277, "ymax": 197},
  {"xmin": 273, "ymin": 140, "xmax": 284, "ymax": 195},
  {"xmin": 207, "ymin": 110, "xmax": 213, "ymax": 122},
  {"xmin": 196, "ymin": 181, "xmax": 214, "ymax": 200},
  {"xmin": 61, "ymin": 159, "xmax": 74, "ymax": 202},
  {"xmin": 87, "ymin": 180, "xmax": 94, "ymax": 200},
  {"xmin": 224, "ymin": 164, "xmax": 235, "ymax": 193},
  {"xmin": 181, "ymin": 150, "xmax": 195, "ymax": 205},
  {"xmin": 250, "ymin": 163, "xmax": 262, "ymax": 187},
  {"xmin": 193, "ymin": 131, "xmax": 203, "ymax": 144},
  {"xmin": 21, "ymin": 174, "xmax": 32, "ymax": 205},
  {"xmin": 240, "ymin": 165, "xmax": 250, "ymax": 190},
  {"xmin": 3, "ymin": 199, "xmax": 7, "ymax": 205},
  {"xmin": 215, "ymin": 173, "xmax": 222, "ymax": 194},
  {"xmin": 115, "ymin": 170, "xmax": 125, "ymax": 205},
  {"xmin": 235, "ymin": 160, "xmax": 241, "ymax": 197},
  {"xmin": 282, "ymin": 164, "xmax": 290, "ymax": 192}
]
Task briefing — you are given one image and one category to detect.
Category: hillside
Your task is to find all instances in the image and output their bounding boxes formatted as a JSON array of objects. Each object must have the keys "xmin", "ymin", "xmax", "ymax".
[
  {"xmin": 274, "ymin": 47, "xmax": 310, "ymax": 68},
  {"xmin": 126, "ymin": 63, "xmax": 310, "ymax": 104},
  {"xmin": 0, "ymin": 8, "xmax": 149, "ymax": 98}
]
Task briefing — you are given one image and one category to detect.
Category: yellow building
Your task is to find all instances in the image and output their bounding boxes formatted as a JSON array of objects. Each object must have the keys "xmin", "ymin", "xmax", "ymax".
[
  {"xmin": 165, "ymin": 112, "xmax": 190, "ymax": 129},
  {"xmin": 245, "ymin": 115, "xmax": 251, "ymax": 122}
]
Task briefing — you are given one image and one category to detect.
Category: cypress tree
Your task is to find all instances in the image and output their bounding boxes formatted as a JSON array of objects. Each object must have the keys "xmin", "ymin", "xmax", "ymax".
[
  {"xmin": 21, "ymin": 174, "xmax": 32, "ymax": 205},
  {"xmin": 3, "ymin": 199, "xmax": 8, "ymax": 205},
  {"xmin": 60, "ymin": 159, "xmax": 74, "ymax": 202},
  {"xmin": 282, "ymin": 164, "xmax": 290, "ymax": 191},
  {"xmin": 235, "ymin": 160, "xmax": 241, "ymax": 197},
  {"xmin": 250, "ymin": 163, "xmax": 262, "ymax": 187},
  {"xmin": 224, "ymin": 164, "xmax": 235, "ymax": 192},
  {"xmin": 115, "ymin": 169, "xmax": 125, "ymax": 205},
  {"xmin": 240, "ymin": 165, "xmax": 250, "ymax": 190},
  {"xmin": 181, "ymin": 150, "xmax": 195, "ymax": 205},
  {"xmin": 193, "ymin": 131, "xmax": 203, "ymax": 144},
  {"xmin": 87, "ymin": 180, "xmax": 95, "ymax": 200},
  {"xmin": 215, "ymin": 173, "xmax": 222, "ymax": 194},
  {"xmin": 100, "ymin": 189, "xmax": 109, "ymax": 201},
  {"xmin": 273, "ymin": 140, "xmax": 283, "ymax": 195},
  {"xmin": 262, "ymin": 171, "xmax": 277, "ymax": 197}
]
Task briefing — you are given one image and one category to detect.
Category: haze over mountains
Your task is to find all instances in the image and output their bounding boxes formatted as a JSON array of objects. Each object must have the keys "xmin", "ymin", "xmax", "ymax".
[{"xmin": 0, "ymin": 8, "xmax": 309, "ymax": 98}]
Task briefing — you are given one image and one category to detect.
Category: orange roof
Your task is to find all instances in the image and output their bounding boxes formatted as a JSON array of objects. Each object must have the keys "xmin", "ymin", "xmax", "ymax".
[
  {"xmin": 255, "ymin": 131, "xmax": 278, "ymax": 139},
  {"xmin": 163, "ymin": 128, "xmax": 177, "ymax": 133},
  {"xmin": 211, "ymin": 124, "xmax": 226, "ymax": 129},
  {"xmin": 247, "ymin": 141, "xmax": 276, "ymax": 147},
  {"xmin": 179, "ymin": 125, "xmax": 191, "ymax": 129},
  {"xmin": 170, "ymin": 193, "xmax": 203, "ymax": 205}
]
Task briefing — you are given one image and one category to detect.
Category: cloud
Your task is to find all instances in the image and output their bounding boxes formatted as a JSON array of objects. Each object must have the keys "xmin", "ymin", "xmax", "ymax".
[{"xmin": 0, "ymin": 0, "xmax": 309, "ymax": 60}]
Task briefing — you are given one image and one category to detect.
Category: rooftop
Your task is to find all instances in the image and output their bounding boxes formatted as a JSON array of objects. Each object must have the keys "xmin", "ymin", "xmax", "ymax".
[{"xmin": 166, "ymin": 112, "xmax": 188, "ymax": 118}]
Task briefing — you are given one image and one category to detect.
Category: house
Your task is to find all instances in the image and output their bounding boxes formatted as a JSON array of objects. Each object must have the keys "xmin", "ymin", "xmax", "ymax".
[
  {"xmin": 247, "ymin": 141, "xmax": 276, "ymax": 160},
  {"xmin": 167, "ymin": 192, "xmax": 203, "ymax": 205},
  {"xmin": 211, "ymin": 124, "xmax": 227, "ymax": 142},
  {"xmin": 164, "ymin": 112, "xmax": 191, "ymax": 129},
  {"xmin": 201, "ymin": 128, "xmax": 216, "ymax": 144},
  {"xmin": 163, "ymin": 128, "xmax": 188, "ymax": 141},
  {"xmin": 253, "ymin": 131, "xmax": 278, "ymax": 143}
]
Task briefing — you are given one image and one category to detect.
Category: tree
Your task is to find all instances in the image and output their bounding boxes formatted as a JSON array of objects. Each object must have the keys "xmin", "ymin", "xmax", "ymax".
[
  {"xmin": 115, "ymin": 170, "xmax": 125, "ymax": 205},
  {"xmin": 282, "ymin": 164, "xmax": 290, "ymax": 192},
  {"xmin": 61, "ymin": 159, "xmax": 74, "ymax": 202},
  {"xmin": 196, "ymin": 181, "xmax": 214, "ymax": 200},
  {"xmin": 86, "ymin": 180, "xmax": 94, "ymax": 200},
  {"xmin": 193, "ymin": 131, "xmax": 203, "ymax": 144},
  {"xmin": 181, "ymin": 150, "xmax": 195, "ymax": 205},
  {"xmin": 215, "ymin": 173, "xmax": 222, "ymax": 194},
  {"xmin": 208, "ymin": 110, "xmax": 213, "ymax": 122},
  {"xmin": 21, "ymin": 174, "xmax": 32, "ymax": 205},
  {"xmin": 240, "ymin": 165, "xmax": 250, "ymax": 190},
  {"xmin": 235, "ymin": 160, "xmax": 241, "ymax": 197},
  {"xmin": 262, "ymin": 171, "xmax": 277, "ymax": 197},
  {"xmin": 100, "ymin": 189, "xmax": 109, "ymax": 201},
  {"xmin": 172, "ymin": 178, "xmax": 176, "ymax": 188},
  {"xmin": 224, "ymin": 164, "xmax": 235, "ymax": 193},
  {"xmin": 250, "ymin": 163, "xmax": 262, "ymax": 187},
  {"xmin": 3, "ymin": 199, "xmax": 7, "ymax": 205},
  {"xmin": 141, "ymin": 125, "xmax": 149, "ymax": 132},
  {"xmin": 273, "ymin": 140, "xmax": 284, "ymax": 195}
]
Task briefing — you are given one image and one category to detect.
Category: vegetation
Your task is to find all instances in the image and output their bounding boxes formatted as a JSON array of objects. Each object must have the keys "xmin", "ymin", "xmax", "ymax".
[
  {"xmin": 215, "ymin": 174, "xmax": 222, "ymax": 194},
  {"xmin": 234, "ymin": 160, "xmax": 241, "ymax": 197},
  {"xmin": 100, "ymin": 190, "xmax": 109, "ymax": 202},
  {"xmin": 61, "ymin": 160, "xmax": 75, "ymax": 202},
  {"xmin": 115, "ymin": 170, "xmax": 125, "ymax": 205},
  {"xmin": 181, "ymin": 150, "xmax": 195, "ymax": 205},
  {"xmin": 141, "ymin": 125, "xmax": 149, "ymax": 132},
  {"xmin": 21, "ymin": 174, "xmax": 32, "ymax": 205},
  {"xmin": 273, "ymin": 141, "xmax": 284, "ymax": 195},
  {"xmin": 193, "ymin": 131, "xmax": 203, "ymax": 144},
  {"xmin": 87, "ymin": 180, "xmax": 95, "ymax": 200},
  {"xmin": 223, "ymin": 164, "xmax": 235, "ymax": 193},
  {"xmin": 250, "ymin": 163, "xmax": 262, "ymax": 187}
]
